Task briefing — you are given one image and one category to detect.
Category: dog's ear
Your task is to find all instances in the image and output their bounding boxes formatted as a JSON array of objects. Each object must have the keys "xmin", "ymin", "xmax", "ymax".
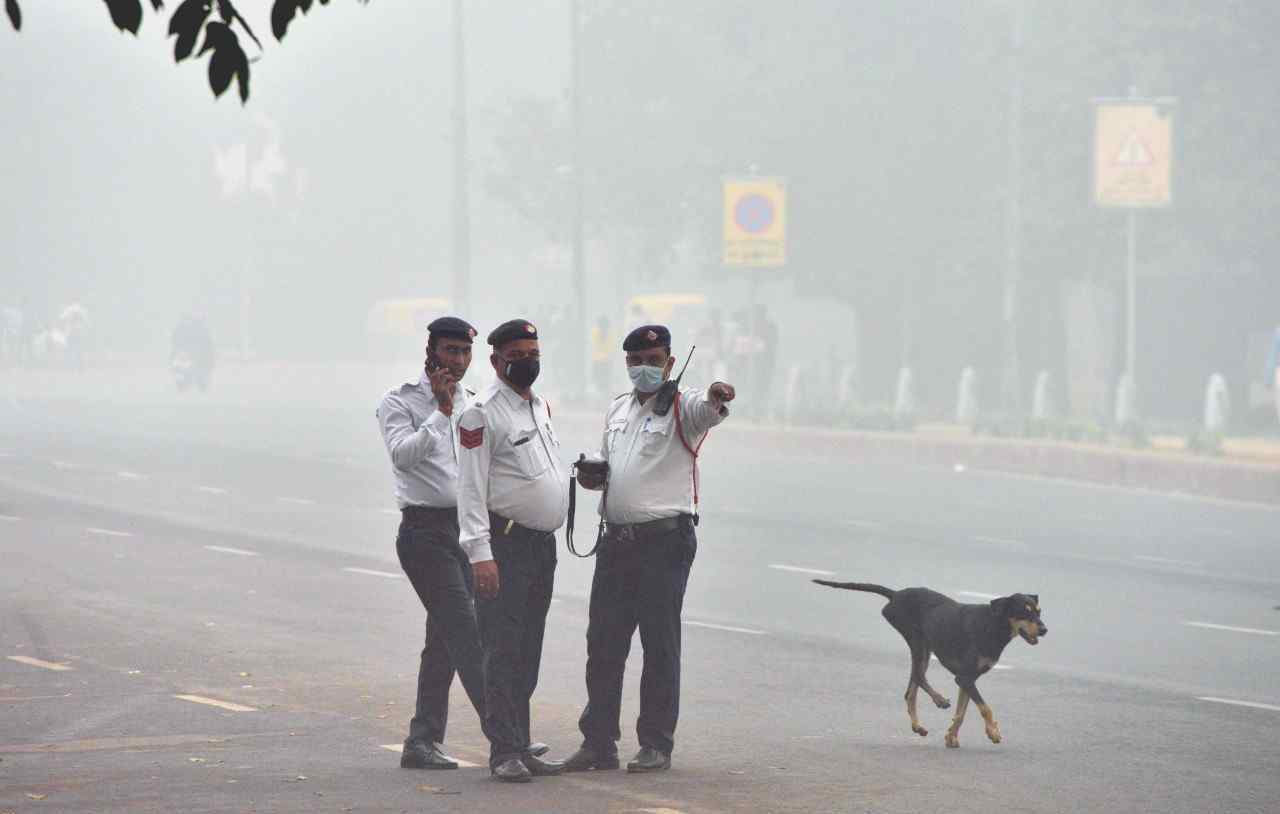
[
  {"xmin": 989, "ymin": 597, "xmax": 1010, "ymax": 615},
  {"xmin": 1028, "ymin": 594, "xmax": 1040, "ymax": 606}
]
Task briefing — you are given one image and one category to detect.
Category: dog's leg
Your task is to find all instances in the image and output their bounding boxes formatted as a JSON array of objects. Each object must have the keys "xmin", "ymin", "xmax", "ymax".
[
  {"xmin": 965, "ymin": 682, "xmax": 1001, "ymax": 744},
  {"xmin": 917, "ymin": 650, "xmax": 950, "ymax": 710},
  {"xmin": 944, "ymin": 687, "xmax": 970, "ymax": 748},
  {"xmin": 905, "ymin": 640, "xmax": 930, "ymax": 736}
]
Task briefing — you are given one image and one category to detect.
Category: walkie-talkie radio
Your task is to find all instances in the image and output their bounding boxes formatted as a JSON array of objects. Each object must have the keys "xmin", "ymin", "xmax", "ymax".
[{"xmin": 652, "ymin": 345, "xmax": 695, "ymax": 417}]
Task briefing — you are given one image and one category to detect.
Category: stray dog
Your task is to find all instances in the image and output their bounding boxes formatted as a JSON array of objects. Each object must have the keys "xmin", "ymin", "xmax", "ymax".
[{"xmin": 813, "ymin": 581, "xmax": 1046, "ymax": 747}]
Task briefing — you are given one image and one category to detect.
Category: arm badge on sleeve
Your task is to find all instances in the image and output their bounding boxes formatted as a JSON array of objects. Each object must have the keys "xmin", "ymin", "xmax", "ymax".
[{"xmin": 460, "ymin": 426, "xmax": 484, "ymax": 449}]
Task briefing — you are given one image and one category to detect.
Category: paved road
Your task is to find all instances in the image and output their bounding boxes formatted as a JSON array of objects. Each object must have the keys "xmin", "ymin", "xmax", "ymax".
[{"xmin": 2, "ymin": 388, "xmax": 1279, "ymax": 812}]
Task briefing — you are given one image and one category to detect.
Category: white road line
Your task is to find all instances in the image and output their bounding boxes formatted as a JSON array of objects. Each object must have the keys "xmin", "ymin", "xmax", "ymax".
[
  {"xmin": 974, "ymin": 535, "xmax": 1027, "ymax": 549},
  {"xmin": 343, "ymin": 567, "xmax": 403, "ymax": 580},
  {"xmin": 844, "ymin": 520, "xmax": 883, "ymax": 530},
  {"xmin": 1184, "ymin": 621, "xmax": 1279, "ymax": 637},
  {"xmin": 0, "ymin": 514, "xmax": 19, "ymax": 522},
  {"xmin": 768, "ymin": 564, "xmax": 836, "ymax": 576},
  {"xmin": 116, "ymin": 471, "xmax": 147, "ymax": 480},
  {"xmin": 378, "ymin": 744, "xmax": 480, "ymax": 767},
  {"xmin": 86, "ymin": 527, "xmax": 133, "ymax": 538},
  {"xmin": 682, "ymin": 620, "xmax": 766, "ymax": 636},
  {"xmin": 932, "ymin": 654, "xmax": 1011, "ymax": 671},
  {"xmin": 957, "ymin": 591, "xmax": 1000, "ymax": 601},
  {"xmin": 1197, "ymin": 696, "xmax": 1280, "ymax": 713},
  {"xmin": 8, "ymin": 655, "xmax": 73, "ymax": 672},
  {"xmin": 1136, "ymin": 552, "xmax": 1203, "ymax": 565},
  {"xmin": 277, "ymin": 497, "xmax": 317, "ymax": 506},
  {"xmin": 51, "ymin": 460, "xmax": 82, "ymax": 470},
  {"xmin": 639, "ymin": 809, "xmax": 689, "ymax": 814},
  {"xmin": 197, "ymin": 486, "xmax": 228, "ymax": 495},
  {"xmin": 173, "ymin": 694, "xmax": 257, "ymax": 713},
  {"xmin": 203, "ymin": 545, "xmax": 259, "ymax": 557}
]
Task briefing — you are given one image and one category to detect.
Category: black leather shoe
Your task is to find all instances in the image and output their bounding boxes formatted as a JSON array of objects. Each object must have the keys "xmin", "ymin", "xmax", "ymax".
[
  {"xmin": 527, "ymin": 741, "xmax": 550, "ymax": 758},
  {"xmin": 522, "ymin": 753, "xmax": 564, "ymax": 776},
  {"xmin": 562, "ymin": 744, "xmax": 620, "ymax": 772},
  {"xmin": 491, "ymin": 758, "xmax": 532, "ymax": 783},
  {"xmin": 626, "ymin": 747, "xmax": 671, "ymax": 773},
  {"xmin": 400, "ymin": 742, "xmax": 459, "ymax": 770}
]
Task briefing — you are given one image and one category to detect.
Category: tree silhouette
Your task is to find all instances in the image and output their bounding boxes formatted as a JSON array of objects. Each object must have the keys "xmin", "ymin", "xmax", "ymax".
[{"xmin": 5, "ymin": 0, "xmax": 365, "ymax": 103}]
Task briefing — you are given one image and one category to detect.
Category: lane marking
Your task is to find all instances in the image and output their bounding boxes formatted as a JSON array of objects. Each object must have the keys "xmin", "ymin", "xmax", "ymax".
[
  {"xmin": 957, "ymin": 591, "xmax": 1000, "ymax": 601},
  {"xmin": 1197, "ymin": 696, "xmax": 1280, "ymax": 713},
  {"xmin": 52, "ymin": 460, "xmax": 82, "ymax": 471},
  {"xmin": 277, "ymin": 497, "xmax": 317, "ymax": 506},
  {"xmin": 0, "ymin": 514, "xmax": 19, "ymax": 522},
  {"xmin": 343, "ymin": 567, "xmax": 403, "ymax": 580},
  {"xmin": 7, "ymin": 655, "xmax": 73, "ymax": 672},
  {"xmin": 1136, "ymin": 552, "xmax": 1203, "ymax": 565},
  {"xmin": 768, "ymin": 564, "xmax": 836, "ymax": 576},
  {"xmin": 116, "ymin": 471, "xmax": 147, "ymax": 481},
  {"xmin": 173, "ymin": 694, "xmax": 257, "ymax": 713},
  {"xmin": 682, "ymin": 620, "xmax": 766, "ymax": 636},
  {"xmin": 639, "ymin": 809, "xmax": 689, "ymax": 814},
  {"xmin": 974, "ymin": 535, "xmax": 1027, "ymax": 549},
  {"xmin": 379, "ymin": 744, "xmax": 480, "ymax": 767},
  {"xmin": 932, "ymin": 655, "xmax": 1011, "ymax": 671},
  {"xmin": 86, "ymin": 527, "xmax": 133, "ymax": 538},
  {"xmin": 844, "ymin": 520, "xmax": 883, "ymax": 530},
  {"xmin": 203, "ymin": 545, "xmax": 259, "ymax": 557},
  {"xmin": 198, "ymin": 486, "xmax": 228, "ymax": 495},
  {"xmin": 1184, "ymin": 621, "xmax": 1279, "ymax": 637}
]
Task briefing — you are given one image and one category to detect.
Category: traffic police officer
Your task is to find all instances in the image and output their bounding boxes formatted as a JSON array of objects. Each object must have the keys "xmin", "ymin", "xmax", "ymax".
[
  {"xmin": 457, "ymin": 319, "xmax": 569, "ymax": 782},
  {"xmin": 376, "ymin": 316, "xmax": 519, "ymax": 770},
  {"xmin": 564, "ymin": 325, "xmax": 735, "ymax": 773}
]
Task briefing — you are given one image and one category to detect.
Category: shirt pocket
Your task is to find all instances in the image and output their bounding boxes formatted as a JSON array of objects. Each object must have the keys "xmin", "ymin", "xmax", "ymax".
[
  {"xmin": 639, "ymin": 416, "xmax": 672, "ymax": 455},
  {"xmin": 604, "ymin": 419, "xmax": 628, "ymax": 455},
  {"xmin": 508, "ymin": 428, "xmax": 547, "ymax": 478}
]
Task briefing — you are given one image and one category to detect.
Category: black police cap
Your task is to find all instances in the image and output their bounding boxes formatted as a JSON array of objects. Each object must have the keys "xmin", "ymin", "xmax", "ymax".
[
  {"xmin": 427, "ymin": 316, "xmax": 478, "ymax": 343},
  {"xmin": 487, "ymin": 319, "xmax": 539, "ymax": 348},
  {"xmin": 622, "ymin": 324, "xmax": 671, "ymax": 352}
]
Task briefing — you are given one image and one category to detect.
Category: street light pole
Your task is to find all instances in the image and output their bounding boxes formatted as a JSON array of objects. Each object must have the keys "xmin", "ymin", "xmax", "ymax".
[
  {"xmin": 569, "ymin": 0, "xmax": 586, "ymax": 400},
  {"xmin": 1000, "ymin": 0, "xmax": 1025, "ymax": 415},
  {"xmin": 451, "ymin": 0, "xmax": 471, "ymax": 316}
]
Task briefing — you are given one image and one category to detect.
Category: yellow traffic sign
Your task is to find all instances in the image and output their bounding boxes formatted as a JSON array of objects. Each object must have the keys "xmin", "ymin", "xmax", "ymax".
[
  {"xmin": 723, "ymin": 178, "xmax": 786, "ymax": 267},
  {"xmin": 1094, "ymin": 102, "xmax": 1173, "ymax": 208}
]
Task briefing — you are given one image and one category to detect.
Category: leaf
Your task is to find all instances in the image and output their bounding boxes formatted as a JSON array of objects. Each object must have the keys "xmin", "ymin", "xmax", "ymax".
[
  {"xmin": 151, "ymin": 0, "xmax": 164, "ymax": 10},
  {"xmin": 168, "ymin": 0, "xmax": 211, "ymax": 62},
  {"xmin": 270, "ymin": 0, "xmax": 313, "ymax": 42},
  {"xmin": 24, "ymin": 793, "xmax": 48, "ymax": 801},
  {"xmin": 5, "ymin": 0, "xmax": 19, "ymax": 31},
  {"xmin": 103, "ymin": 0, "xmax": 143, "ymax": 33}
]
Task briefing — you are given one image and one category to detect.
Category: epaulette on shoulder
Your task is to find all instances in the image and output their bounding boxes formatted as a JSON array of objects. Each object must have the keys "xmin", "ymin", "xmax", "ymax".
[
  {"xmin": 465, "ymin": 386, "xmax": 476, "ymax": 397},
  {"xmin": 612, "ymin": 391, "xmax": 632, "ymax": 401}
]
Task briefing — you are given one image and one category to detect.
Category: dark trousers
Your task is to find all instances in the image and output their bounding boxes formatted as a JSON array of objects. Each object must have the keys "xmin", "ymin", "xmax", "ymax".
[
  {"xmin": 396, "ymin": 508, "xmax": 510, "ymax": 751},
  {"xmin": 475, "ymin": 517, "xmax": 557, "ymax": 766},
  {"xmin": 577, "ymin": 518, "xmax": 696, "ymax": 756}
]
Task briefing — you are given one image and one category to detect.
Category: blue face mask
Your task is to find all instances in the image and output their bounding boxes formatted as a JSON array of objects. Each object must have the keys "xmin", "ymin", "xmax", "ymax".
[{"xmin": 628, "ymin": 364, "xmax": 666, "ymax": 393}]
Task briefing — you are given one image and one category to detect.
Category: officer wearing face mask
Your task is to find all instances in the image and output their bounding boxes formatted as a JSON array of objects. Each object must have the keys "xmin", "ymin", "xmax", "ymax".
[
  {"xmin": 563, "ymin": 324, "xmax": 735, "ymax": 775},
  {"xmin": 456, "ymin": 319, "xmax": 569, "ymax": 783}
]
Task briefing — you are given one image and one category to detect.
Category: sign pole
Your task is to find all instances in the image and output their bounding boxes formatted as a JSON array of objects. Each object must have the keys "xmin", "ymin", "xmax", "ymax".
[{"xmin": 1125, "ymin": 208, "xmax": 1137, "ymax": 394}]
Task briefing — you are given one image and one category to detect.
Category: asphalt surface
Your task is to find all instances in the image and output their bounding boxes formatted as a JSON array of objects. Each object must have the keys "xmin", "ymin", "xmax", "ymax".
[{"xmin": 2, "ymin": 369, "xmax": 1279, "ymax": 813}]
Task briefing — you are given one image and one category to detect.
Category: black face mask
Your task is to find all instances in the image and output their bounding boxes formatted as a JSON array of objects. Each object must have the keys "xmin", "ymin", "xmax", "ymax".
[{"xmin": 503, "ymin": 358, "xmax": 540, "ymax": 389}]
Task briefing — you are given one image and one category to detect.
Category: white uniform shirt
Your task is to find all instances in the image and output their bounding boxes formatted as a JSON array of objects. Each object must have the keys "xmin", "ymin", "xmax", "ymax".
[
  {"xmin": 376, "ymin": 373, "xmax": 472, "ymax": 508},
  {"xmin": 457, "ymin": 381, "xmax": 569, "ymax": 563},
  {"xmin": 598, "ymin": 386, "xmax": 728, "ymax": 524}
]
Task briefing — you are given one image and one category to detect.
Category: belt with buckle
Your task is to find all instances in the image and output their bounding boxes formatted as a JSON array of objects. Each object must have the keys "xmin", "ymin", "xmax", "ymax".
[
  {"xmin": 401, "ymin": 504, "xmax": 456, "ymax": 522},
  {"xmin": 608, "ymin": 515, "xmax": 690, "ymax": 542}
]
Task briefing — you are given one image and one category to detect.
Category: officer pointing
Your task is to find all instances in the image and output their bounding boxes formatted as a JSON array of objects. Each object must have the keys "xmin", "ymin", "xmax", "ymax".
[
  {"xmin": 456, "ymin": 319, "xmax": 569, "ymax": 782},
  {"xmin": 564, "ymin": 324, "xmax": 735, "ymax": 774}
]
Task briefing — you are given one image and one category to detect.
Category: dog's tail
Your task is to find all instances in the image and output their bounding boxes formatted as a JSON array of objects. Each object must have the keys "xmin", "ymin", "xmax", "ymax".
[{"xmin": 812, "ymin": 580, "xmax": 896, "ymax": 599}]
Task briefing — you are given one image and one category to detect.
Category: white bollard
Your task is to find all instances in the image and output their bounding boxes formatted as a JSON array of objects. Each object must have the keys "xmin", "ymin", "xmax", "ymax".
[
  {"xmin": 1204, "ymin": 373, "xmax": 1230, "ymax": 436},
  {"xmin": 1032, "ymin": 370, "xmax": 1052, "ymax": 421},
  {"xmin": 955, "ymin": 366, "xmax": 979, "ymax": 426},
  {"xmin": 893, "ymin": 367, "xmax": 915, "ymax": 423},
  {"xmin": 836, "ymin": 364, "xmax": 858, "ymax": 409},
  {"xmin": 783, "ymin": 364, "xmax": 802, "ymax": 427},
  {"xmin": 1114, "ymin": 373, "xmax": 1138, "ymax": 428}
]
